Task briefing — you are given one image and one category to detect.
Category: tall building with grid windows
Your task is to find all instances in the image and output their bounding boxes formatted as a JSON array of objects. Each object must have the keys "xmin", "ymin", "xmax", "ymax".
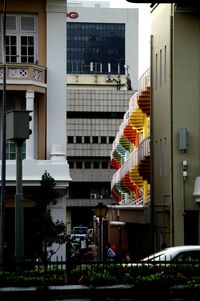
[{"xmin": 66, "ymin": 1, "xmax": 138, "ymax": 250}]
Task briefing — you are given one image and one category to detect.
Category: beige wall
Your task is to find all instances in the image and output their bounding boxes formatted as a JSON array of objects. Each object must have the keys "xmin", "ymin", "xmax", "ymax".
[
  {"xmin": 1, "ymin": 0, "xmax": 46, "ymax": 66},
  {"xmin": 151, "ymin": 4, "xmax": 200, "ymax": 248},
  {"xmin": 151, "ymin": 4, "xmax": 173, "ymax": 248}
]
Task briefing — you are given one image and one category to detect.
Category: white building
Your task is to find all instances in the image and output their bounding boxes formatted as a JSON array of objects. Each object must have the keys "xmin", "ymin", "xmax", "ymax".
[{"xmin": 66, "ymin": 1, "xmax": 139, "ymax": 258}]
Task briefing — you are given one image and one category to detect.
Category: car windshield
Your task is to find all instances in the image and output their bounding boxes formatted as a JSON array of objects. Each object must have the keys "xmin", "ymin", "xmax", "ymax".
[
  {"xmin": 142, "ymin": 249, "xmax": 171, "ymax": 261},
  {"xmin": 73, "ymin": 227, "xmax": 88, "ymax": 234},
  {"xmin": 71, "ymin": 237, "xmax": 81, "ymax": 243}
]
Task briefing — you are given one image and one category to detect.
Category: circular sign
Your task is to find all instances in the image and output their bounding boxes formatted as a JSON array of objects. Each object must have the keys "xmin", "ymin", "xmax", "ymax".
[{"xmin": 67, "ymin": 12, "xmax": 79, "ymax": 19}]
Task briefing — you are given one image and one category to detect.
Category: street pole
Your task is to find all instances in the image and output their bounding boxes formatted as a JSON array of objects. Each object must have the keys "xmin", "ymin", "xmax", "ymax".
[
  {"xmin": 0, "ymin": 0, "xmax": 7, "ymax": 271},
  {"xmin": 94, "ymin": 203, "xmax": 108, "ymax": 261},
  {"xmin": 6, "ymin": 110, "xmax": 32, "ymax": 273},
  {"xmin": 15, "ymin": 141, "xmax": 24, "ymax": 273},
  {"xmin": 99, "ymin": 216, "xmax": 102, "ymax": 261}
]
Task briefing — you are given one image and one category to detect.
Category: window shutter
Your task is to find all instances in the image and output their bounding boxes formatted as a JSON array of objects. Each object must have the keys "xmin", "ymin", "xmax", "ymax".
[
  {"xmin": 6, "ymin": 15, "xmax": 17, "ymax": 31},
  {"xmin": 21, "ymin": 16, "xmax": 35, "ymax": 32}
]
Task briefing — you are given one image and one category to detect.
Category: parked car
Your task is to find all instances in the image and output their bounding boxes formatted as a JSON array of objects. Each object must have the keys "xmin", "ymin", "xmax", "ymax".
[
  {"xmin": 70, "ymin": 225, "xmax": 89, "ymax": 241},
  {"xmin": 141, "ymin": 245, "xmax": 200, "ymax": 262}
]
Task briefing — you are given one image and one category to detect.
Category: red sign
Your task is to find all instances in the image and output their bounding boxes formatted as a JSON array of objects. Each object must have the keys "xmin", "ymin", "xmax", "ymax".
[{"xmin": 67, "ymin": 12, "xmax": 79, "ymax": 19}]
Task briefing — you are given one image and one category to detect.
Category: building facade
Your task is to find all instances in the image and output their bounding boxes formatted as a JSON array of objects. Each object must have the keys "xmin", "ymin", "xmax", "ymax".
[
  {"xmin": 117, "ymin": 1, "xmax": 200, "ymax": 255},
  {"xmin": 0, "ymin": 0, "xmax": 71, "ymax": 262},
  {"xmin": 151, "ymin": 3, "xmax": 200, "ymax": 250},
  {"xmin": 66, "ymin": 1, "xmax": 139, "ymax": 257}
]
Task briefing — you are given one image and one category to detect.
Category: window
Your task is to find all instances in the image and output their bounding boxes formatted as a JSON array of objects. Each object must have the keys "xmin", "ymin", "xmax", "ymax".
[
  {"xmin": 85, "ymin": 161, "xmax": 91, "ymax": 169},
  {"xmin": 76, "ymin": 161, "xmax": 83, "ymax": 168},
  {"xmin": 92, "ymin": 136, "xmax": 99, "ymax": 143},
  {"xmin": 84, "ymin": 136, "xmax": 90, "ymax": 143},
  {"xmin": 67, "ymin": 22, "xmax": 125, "ymax": 74},
  {"xmin": 21, "ymin": 35, "xmax": 34, "ymax": 63},
  {"xmin": 93, "ymin": 161, "xmax": 100, "ymax": 169},
  {"xmin": 109, "ymin": 136, "xmax": 114, "ymax": 144},
  {"xmin": 68, "ymin": 161, "xmax": 74, "ymax": 169},
  {"xmin": 100, "ymin": 136, "xmax": 107, "ymax": 144},
  {"xmin": 6, "ymin": 141, "xmax": 26, "ymax": 160},
  {"xmin": 0, "ymin": 14, "xmax": 37, "ymax": 64},
  {"xmin": 76, "ymin": 136, "xmax": 82, "ymax": 143},
  {"xmin": 68, "ymin": 136, "xmax": 74, "ymax": 143},
  {"xmin": 102, "ymin": 161, "xmax": 108, "ymax": 169}
]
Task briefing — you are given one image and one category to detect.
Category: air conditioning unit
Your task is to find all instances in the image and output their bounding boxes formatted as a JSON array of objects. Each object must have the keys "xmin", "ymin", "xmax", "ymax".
[{"xmin": 90, "ymin": 194, "xmax": 97, "ymax": 199}]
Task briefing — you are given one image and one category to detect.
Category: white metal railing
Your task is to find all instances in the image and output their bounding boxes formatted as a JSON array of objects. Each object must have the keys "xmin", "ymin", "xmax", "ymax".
[
  {"xmin": 119, "ymin": 194, "xmax": 150, "ymax": 207},
  {"xmin": 111, "ymin": 148, "xmax": 138, "ymax": 189},
  {"xmin": 138, "ymin": 136, "xmax": 150, "ymax": 163},
  {"xmin": 138, "ymin": 68, "xmax": 150, "ymax": 95},
  {"xmin": 129, "ymin": 92, "xmax": 138, "ymax": 114}
]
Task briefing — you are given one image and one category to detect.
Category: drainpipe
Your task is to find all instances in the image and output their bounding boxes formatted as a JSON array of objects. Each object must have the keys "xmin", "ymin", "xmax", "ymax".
[
  {"xmin": 170, "ymin": 9, "xmax": 174, "ymax": 246},
  {"xmin": 150, "ymin": 34, "xmax": 155, "ymax": 254}
]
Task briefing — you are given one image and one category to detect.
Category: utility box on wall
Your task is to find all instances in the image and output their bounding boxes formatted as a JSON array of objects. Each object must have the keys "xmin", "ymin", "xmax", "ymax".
[{"xmin": 6, "ymin": 110, "xmax": 32, "ymax": 141}]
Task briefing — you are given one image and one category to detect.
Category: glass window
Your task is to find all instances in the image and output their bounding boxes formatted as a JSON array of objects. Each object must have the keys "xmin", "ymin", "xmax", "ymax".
[
  {"xmin": 76, "ymin": 161, "xmax": 83, "ymax": 168},
  {"xmin": 6, "ymin": 141, "xmax": 26, "ymax": 160},
  {"xmin": 67, "ymin": 22, "xmax": 125, "ymax": 75},
  {"xmin": 6, "ymin": 35, "xmax": 17, "ymax": 62},
  {"xmin": 21, "ymin": 35, "xmax": 34, "ymax": 63},
  {"xmin": 68, "ymin": 136, "xmax": 74, "ymax": 143},
  {"xmin": 92, "ymin": 136, "xmax": 99, "ymax": 143},
  {"xmin": 76, "ymin": 136, "xmax": 82, "ymax": 143},
  {"xmin": 1, "ymin": 14, "xmax": 37, "ymax": 64},
  {"xmin": 101, "ymin": 136, "xmax": 107, "ymax": 144},
  {"xmin": 84, "ymin": 136, "xmax": 90, "ymax": 143},
  {"xmin": 68, "ymin": 161, "xmax": 74, "ymax": 169},
  {"xmin": 85, "ymin": 161, "xmax": 91, "ymax": 169},
  {"xmin": 102, "ymin": 161, "xmax": 108, "ymax": 169},
  {"xmin": 109, "ymin": 136, "xmax": 115, "ymax": 144},
  {"xmin": 93, "ymin": 161, "xmax": 100, "ymax": 169}
]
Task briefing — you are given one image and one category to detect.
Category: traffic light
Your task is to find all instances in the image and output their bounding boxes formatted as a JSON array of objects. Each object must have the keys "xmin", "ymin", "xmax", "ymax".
[
  {"xmin": 6, "ymin": 110, "xmax": 32, "ymax": 141},
  {"xmin": 28, "ymin": 114, "xmax": 32, "ymax": 136}
]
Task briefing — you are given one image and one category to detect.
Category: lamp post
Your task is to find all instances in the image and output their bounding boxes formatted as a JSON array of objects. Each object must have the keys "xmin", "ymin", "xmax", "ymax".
[
  {"xmin": 110, "ymin": 221, "xmax": 125, "ymax": 260},
  {"xmin": 0, "ymin": 0, "xmax": 7, "ymax": 272},
  {"xmin": 94, "ymin": 202, "xmax": 108, "ymax": 260}
]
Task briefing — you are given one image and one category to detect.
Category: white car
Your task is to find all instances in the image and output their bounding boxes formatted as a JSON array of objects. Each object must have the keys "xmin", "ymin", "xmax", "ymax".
[{"xmin": 141, "ymin": 245, "xmax": 200, "ymax": 262}]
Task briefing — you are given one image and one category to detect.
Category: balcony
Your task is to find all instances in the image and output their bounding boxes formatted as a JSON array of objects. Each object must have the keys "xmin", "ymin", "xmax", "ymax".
[{"xmin": 0, "ymin": 63, "xmax": 47, "ymax": 93}]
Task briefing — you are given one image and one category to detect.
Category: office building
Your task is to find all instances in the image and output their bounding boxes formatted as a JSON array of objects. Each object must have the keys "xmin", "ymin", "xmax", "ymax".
[{"xmin": 66, "ymin": 0, "xmax": 138, "ymax": 251}]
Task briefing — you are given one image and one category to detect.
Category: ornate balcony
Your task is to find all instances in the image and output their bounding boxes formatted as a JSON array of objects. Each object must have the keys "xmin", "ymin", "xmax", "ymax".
[{"xmin": 0, "ymin": 63, "xmax": 47, "ymax": 93}]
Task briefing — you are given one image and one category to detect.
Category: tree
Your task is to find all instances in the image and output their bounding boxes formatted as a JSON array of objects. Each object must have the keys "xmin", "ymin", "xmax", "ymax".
[{"xmin": 34, "ymin": 170, "xmax": 66, "ymax": 260}]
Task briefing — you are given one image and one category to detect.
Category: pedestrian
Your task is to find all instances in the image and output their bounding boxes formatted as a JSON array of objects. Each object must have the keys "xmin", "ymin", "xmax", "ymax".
[
  {"xmin": 83, "ymin": 247, "xmax": 95, "ymax": 260},
  {"xmin": 80, "ymin": 236, "xmax": 88, "ymax": 257},
  {"xmin": 66, "ymin": 235, "xmax": 73, "ymax": 260},
  {"xmin": 106, "ymin": 243, "xmax": 117, "ymax": 261}
]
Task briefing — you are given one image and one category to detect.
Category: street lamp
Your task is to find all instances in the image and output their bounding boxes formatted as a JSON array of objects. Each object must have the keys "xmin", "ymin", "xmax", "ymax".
[
  {"xmin": 110, "ymin": 221, "xmax": 125, "ymax": 260},
  {"xmin": 94, "ymin": 202, "xmax": 108, "ymax": 260}
]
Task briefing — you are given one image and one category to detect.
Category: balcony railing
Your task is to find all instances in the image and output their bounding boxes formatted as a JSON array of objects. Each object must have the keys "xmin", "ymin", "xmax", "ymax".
[
  {"xmin": 0, "ymin": 63, "xmax": 47, "ymax": 86},
  {"xmin": 119, "ymin": 194, "xmax": 150, "ymax": 206}
]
